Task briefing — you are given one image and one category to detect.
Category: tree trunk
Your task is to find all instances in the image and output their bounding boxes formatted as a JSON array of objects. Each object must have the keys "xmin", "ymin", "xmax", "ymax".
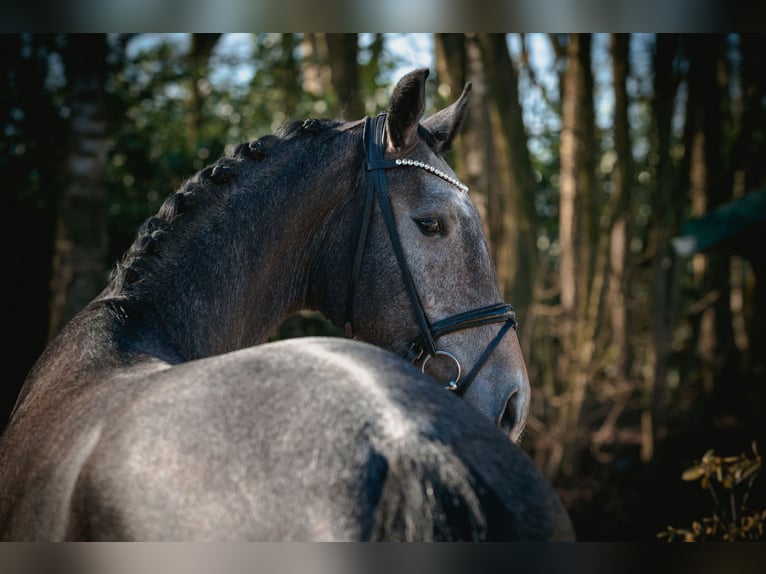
[
  {"xmin": 434, "ymin": 35, "xmax": 495, "ymax": 254},
  {"xmin": 556, "ymin": 34, "xmax": 596, "ymax": 479},
  {"xmin": 684, "ymin": 35, "xmax": 735, "ymax": 399},
  {"xmin": 435, "ymin": 35, "xmax": 494, "ymax": 268},
  {"xmin": 324, "ymin": 34, "xmax": 363, "ymax": 120},
  {"xmin": 648, "ymin": 34, "xmax": 682, "ymax": 457},
  {"xmin": 475, "ymin": 34, "xmax": 539, "ymax": 320},
  {"xmin": 299, "ymin": 34, "xmax": 331, "ymax": 103},
  {"xmin": 277, "ymin": 34, "xmax": 301, "ymax": 119},
  {"xmin": 434, "ymin": 33, "xmax": 469, "ymax": 178},
  {"xmin": 47, "ymin": 34, "xmax": 111, "ymax": 340},
  {"xmin": 607, "ymin": 34, "xmax": 634, "ymax": 384},
  {"xmin": 186, "ymin": 34, "xmax": 221, "ymax": 156},
  {"xmin": 723, "ymin": 34, "xmax": 766, "ymax": 376},
  {"xmin": 434, "ymin": 34, "xmax": 467, "ymax": 98}
]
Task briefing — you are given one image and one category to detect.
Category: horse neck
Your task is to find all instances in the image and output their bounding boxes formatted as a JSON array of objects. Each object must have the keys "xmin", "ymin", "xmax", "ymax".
[{"xmin": 105, "ymin": 131, "xmax": 362, "ymax": 361}]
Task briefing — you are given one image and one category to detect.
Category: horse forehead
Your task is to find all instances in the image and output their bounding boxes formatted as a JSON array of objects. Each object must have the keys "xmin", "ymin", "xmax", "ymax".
[
  {"xmin": 394, "ymin": 163, "xmax": 474, "ymax": 214},
  {"xmin": 415, "ymin": 150, "xmax": 474, "ymax": 212},
  {"xmin": 423, "ymin": 179, "xmax": 478, "ymax": 220}
]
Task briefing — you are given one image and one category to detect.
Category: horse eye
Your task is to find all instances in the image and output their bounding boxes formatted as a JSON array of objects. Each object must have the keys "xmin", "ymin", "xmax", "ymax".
[{"xmin": 414, "ymin": 217, "xmax": 443, "ymax": 236}]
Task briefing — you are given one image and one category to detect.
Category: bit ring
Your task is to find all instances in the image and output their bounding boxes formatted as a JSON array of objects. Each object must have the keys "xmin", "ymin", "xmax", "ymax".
[{"xmin": 421, "ymin": 350, "xmax": 462, "ymax": 391}]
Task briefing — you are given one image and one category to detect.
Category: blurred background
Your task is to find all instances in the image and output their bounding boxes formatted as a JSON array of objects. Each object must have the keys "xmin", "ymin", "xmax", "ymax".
[{"xmin": 2, "ymin": 33, "xmax": 765, "ymax": 540}]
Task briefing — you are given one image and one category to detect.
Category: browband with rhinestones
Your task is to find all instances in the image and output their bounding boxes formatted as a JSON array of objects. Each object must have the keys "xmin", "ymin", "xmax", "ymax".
[{"xmin": 394, "ymin": 158, "xmax": 469, "ymax": 193}]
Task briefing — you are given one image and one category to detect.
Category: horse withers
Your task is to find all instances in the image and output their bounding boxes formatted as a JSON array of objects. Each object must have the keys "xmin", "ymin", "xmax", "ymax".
[{"xmin": 0, "ymin": 69, "xmax": 574, "ymax": 540}]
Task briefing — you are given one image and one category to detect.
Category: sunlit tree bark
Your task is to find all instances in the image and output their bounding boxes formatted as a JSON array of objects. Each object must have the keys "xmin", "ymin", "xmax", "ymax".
[
  {"xmin": 299, "ymin": 33, "xmax": 331, "ymax": 105},
  {"xmin": 556, "ymin": 33, "xmax": 596, "ymax": 478},
  {"xmin": 607, "ymin": 34, "xmax": 633, "ymax": 386}
]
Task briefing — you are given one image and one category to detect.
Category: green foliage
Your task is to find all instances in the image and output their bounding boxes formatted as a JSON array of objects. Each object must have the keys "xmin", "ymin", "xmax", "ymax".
[
  {"xmin": 105, "ymin": 37, "xmax": 203, "ymax": 261},
  {"xmin": 658, "ymin": 442, "xmax": 765, "ymax": 541}
]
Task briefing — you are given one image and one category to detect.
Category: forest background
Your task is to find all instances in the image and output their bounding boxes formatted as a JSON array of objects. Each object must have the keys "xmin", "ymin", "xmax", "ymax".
[{"xmin": 2, "ymin": 33, "xmax": 765, "ymax": 540}]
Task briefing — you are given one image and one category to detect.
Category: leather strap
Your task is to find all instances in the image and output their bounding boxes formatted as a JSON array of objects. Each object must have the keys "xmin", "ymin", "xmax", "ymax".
[
  {"xmin": 453, "ymin": 319, "xmax": 515, "ymax": 395},
  {"xmin": 344, "ymin": 121, "xmax": 378, "ymax": 337},
  {"xmin": 430, "ymin": 303, "xmax": 516, "ymax": 340},
  {"xmin": 364, "ymin": 114, "xmax": 438, "ymax": 357},
  {"xmin": 405, "ymin": 303, "xmax": 517, "ymax": 396}
]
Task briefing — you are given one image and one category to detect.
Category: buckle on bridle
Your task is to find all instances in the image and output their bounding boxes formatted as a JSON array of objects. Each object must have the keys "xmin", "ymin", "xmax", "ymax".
[{"xmin": 405, "ymin": 342, "xmax": 425, "ymax": 363}]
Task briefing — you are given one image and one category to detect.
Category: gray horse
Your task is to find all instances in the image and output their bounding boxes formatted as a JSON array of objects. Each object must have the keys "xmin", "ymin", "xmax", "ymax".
[{"xmin": 0, "ymin": 69, "xmax": 574, "ymax": 540}]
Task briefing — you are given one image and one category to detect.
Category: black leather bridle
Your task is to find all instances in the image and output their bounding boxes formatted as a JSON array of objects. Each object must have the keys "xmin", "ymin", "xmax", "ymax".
[{"xmin": 344, "ymin": 113, "xmax": 518, "ymax": 396}]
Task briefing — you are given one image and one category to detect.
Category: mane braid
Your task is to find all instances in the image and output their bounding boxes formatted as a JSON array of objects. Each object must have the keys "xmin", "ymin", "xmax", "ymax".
[
  {"xmin": 108, "ymin": 119, "xmax": 353, "ymax": 295},
  {"xmin": 108, "ymin": 153, "xmax": 245, "ymax": 294},
  {"xmin": 278, "ymin": 118, "xmax": 344, "ymax": 139}
]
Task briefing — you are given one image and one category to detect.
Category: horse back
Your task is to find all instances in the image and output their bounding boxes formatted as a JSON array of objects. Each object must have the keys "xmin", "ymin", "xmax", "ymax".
[{"xmin": 1, "ymin": 337, "xmax": 573, "ymax": 541}]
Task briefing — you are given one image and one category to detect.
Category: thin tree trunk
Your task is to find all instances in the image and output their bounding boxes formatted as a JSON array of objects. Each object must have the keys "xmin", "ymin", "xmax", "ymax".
[
  {"xmin": 476, "ymin": 33, "xmax": 539, "ymax": 320},
  {"xmin": 299, "ymin": 34, "xmax": 332, "ymax": 102},
  {"xmin": 684, "ymin": 35, "xmax": 735, "ymax": 398},
  {"xmin": 649, "ymin": 34, "xmax": 682, "ymax": 456},
  {"xmin": 434, "ymin": 33, "xmax": 468, "ymax": 177},
  {"xmin": 434, "ymin": 34, "xmax": 467, "ymax": 98},
  {"xmin": 556, "ymin": 33, "xmax": 596, "ymax": 479},
  {"xmin": 277, "ymin": 34, "xmax": 300, "ymax": 119},
  {"xmin": 48, "ymin": 34, "xmax": 111, "ymax": 340},
  {"xmin": 434, "ymin": 35, "xmax": 494, "ymax": 263},
  {"xmin": 607, "ymin": 34, "xmax": 634, "ymax": 384},
  {"xmin": 734, "ymin": 35, "xmax": 766, "ymax": 375},
  {"xmin": 186, "ymin": 34, "xmax": 221, "ymax": 156},
  {"xmin": 324, "ymin": 34, "xmax": 363, "ymax": 119},
  {"xmin": 548, "ymin": 34, "xmax": 568, "ymax": 103}
]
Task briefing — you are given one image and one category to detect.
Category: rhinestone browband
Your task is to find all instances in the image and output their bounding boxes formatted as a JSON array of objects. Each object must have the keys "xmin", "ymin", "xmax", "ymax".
[{"xmin": 394, "ymin": 158, "xmax": 469, "ymax": 193}]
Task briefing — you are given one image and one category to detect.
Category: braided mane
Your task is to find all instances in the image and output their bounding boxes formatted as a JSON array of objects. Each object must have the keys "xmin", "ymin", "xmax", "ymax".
[{"xmin": 107, "ymin": 119, "xmax": 348, "ymax": 295}]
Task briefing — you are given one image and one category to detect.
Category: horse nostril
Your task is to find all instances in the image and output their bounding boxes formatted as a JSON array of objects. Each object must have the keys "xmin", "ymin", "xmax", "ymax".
[{"xmin": 497, "ymin": 391, "xmax": 521, "ymax": 441}]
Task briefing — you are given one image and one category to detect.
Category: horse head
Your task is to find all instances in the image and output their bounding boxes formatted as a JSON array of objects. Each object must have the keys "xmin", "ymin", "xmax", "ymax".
[{"xmin": 310, "ymin": 69, "xmax": 531, "ymax": 441}]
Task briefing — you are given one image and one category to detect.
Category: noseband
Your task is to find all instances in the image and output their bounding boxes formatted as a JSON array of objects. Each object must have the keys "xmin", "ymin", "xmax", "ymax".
[{"xmin": 344, "ymin": 113, "xmax": 518, "ymax": 396}]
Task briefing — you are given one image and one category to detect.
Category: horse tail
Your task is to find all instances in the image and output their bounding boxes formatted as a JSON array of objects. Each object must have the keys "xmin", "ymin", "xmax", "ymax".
[
  {"xmin": 365, "ymin": 437, "xmax": 494, "ymax": 541},
  {"xmin": 364, "ymin": 432, "xmax": 575, "ymax": 541}
]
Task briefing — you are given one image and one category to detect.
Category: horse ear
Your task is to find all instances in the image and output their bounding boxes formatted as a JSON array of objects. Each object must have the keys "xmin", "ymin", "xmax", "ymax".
[
  {"xmin": 421, "ymin": 82, "xmax": 472, "ymax": 154},
  {"xmin": 385, "ymin": 68, "xmax": 429, "ymax": 152}
]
